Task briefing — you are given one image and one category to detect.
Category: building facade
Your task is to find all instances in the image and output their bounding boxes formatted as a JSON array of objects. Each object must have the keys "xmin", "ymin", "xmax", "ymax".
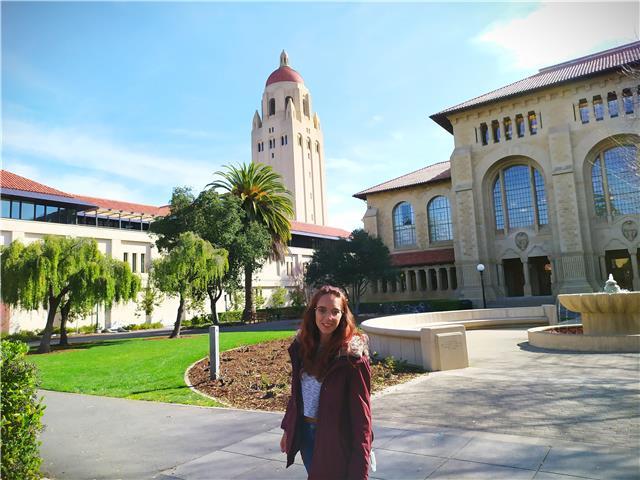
[{"xmin": 356, "ymin": 41, "xmax": 640, "ymax": 306}]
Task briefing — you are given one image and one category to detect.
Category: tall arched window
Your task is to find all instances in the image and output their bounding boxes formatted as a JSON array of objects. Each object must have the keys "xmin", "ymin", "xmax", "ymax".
[
  {"xmin": 492, "ymin": 164, "xmax": 548, "ymax": 231},
  {"xmin": 268, "ymin": 98, "xmax": 276, "ymax": 116},
  {"xmin": 393, "ymin": 202, "xmax": 416, "ymax": 247},
  {"xmin": 591, "ymin": 145, "xmax": 640, "ymax": 217},
  {"xmin": 427, "ymin": 196, "xmax": 452, "ymax": 242}
]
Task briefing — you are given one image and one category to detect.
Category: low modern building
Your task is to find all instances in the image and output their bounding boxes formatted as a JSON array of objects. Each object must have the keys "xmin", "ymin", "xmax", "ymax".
[
  {"xmin": 0, "ymin": 170, "xmax": 349, "ymax": 333},
  {"xmin": 356, "ymin": 41, "xmax": 640, "ymax": 306}
]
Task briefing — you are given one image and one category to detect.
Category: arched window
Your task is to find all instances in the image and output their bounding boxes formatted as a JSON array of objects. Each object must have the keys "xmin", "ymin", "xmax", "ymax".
[
  {"xmin": 284, "ymin": 96, "xmax": 293, "ymax": 109},
  {"xmin": 268, "ymin": 98, "xmax": 276, "ymax": 116},
  {"xmin": 607, "ymin": 92, "xmax": 619, "ymax": 117},
  {"xmin": 427, "ymin": 196, "xmax": 452, "ymax": 242},
  {"xmin": 591, "ymin": 145, "xmax": 640, "ymax": 217},
  {"xmin": 392, "ymin": 202, "xmax": 416, "ymax": 247},
  {"xmin": 492, "ymin": 164, "xmax": 548, "ymax": 230}
]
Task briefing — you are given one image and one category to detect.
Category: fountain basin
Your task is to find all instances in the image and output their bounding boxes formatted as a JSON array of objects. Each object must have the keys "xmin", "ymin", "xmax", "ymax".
[
  {"xmin": 558, "ymin": 292, "xmax": 640, "ymax": 335},
  {"xmin": 528, "ymin": 325, "xmax": 640, "ymax": 352}
]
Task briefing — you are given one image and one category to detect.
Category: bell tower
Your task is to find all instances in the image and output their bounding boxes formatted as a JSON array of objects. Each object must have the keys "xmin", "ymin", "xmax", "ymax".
[{"xmin": 251, "ymin": 51, "xmax": 328, "ymax": 226}]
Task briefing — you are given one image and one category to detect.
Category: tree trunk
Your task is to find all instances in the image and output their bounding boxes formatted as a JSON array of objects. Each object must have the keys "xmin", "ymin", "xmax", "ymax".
[
  {"xmin": 59, "ymin": 300, "xmax": 71, "ymax": 346},
  {"xmin": 242, "ymin": 264, "xmax": 256, "ymax": 323},
  {"xmin": 38, "ymin": 294, "xmax": 61, "ymax": 354},
  {"xmin": 170, "ymin": 295, "xmax": 185, "ymax": 338},
  {"xmin": 207, "ymin": 283, "xmax": 222, "ymax": 326}
]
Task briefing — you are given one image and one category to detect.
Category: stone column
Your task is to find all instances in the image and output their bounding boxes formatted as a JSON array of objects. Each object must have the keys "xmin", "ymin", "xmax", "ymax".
[
  {"xmin": 446, "ymin": 267, "xmax": 453, "ymax": 291},
  {"xmin": 548, "ymin": 126, "xmax": 592, "ymax": 293},
  {"xmin": 630, "ymin": 248, "xmax": 639, "ymax": 292},
  {"xmin": 522, "ymin": 259, "xmax": 532, "ymax": 296},
  {"xmin": 598, "ymin": 255, "xmax": 607, "ymax": 284}
]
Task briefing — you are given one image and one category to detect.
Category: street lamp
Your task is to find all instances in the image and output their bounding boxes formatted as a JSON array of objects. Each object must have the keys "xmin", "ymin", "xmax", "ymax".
[{"xmin": 476, "ymin": 263, "xmax": 486, "ymax": 309}]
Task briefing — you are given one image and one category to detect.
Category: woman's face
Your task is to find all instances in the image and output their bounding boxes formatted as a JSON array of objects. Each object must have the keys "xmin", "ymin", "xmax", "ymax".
[{"xmin": 315, "ymin": 293, "xmax": 343, "ymax": 343}]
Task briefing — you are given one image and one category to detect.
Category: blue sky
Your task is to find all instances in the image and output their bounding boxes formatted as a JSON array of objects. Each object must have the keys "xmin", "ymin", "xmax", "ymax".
[{"xmin": 3, "ymin": 1, "xmax": 638, "ymax": 231}]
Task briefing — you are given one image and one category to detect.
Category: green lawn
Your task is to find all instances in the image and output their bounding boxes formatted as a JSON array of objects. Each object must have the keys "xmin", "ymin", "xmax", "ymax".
[{"xmin": 27, "ymin": 330, "xmax": 295, "ymax": 407}]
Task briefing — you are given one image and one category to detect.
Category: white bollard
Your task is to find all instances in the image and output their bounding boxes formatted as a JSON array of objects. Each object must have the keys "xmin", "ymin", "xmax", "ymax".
[{"xmin": 209, "ymin": 325, "xmax": 220, "ymax": 380}]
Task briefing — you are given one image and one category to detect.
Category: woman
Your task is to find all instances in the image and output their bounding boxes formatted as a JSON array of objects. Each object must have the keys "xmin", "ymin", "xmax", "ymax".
[{"xmin": 279, "ymin": 285, "xmax": 373, "ymax": 480}]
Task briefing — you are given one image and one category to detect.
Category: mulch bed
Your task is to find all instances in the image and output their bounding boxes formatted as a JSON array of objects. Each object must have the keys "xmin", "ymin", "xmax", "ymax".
[
  {"xmin": 187, "ymin": 338, "xmax": 425, "ymax": 411},
  {"xmin": 547, "ymin": 326, "xmax": 583, "ymax": 334}
]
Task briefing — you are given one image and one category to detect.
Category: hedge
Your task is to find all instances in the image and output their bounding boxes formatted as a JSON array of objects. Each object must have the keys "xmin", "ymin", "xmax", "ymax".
[
  {"xmin": 358, "ymin": 299, "xmax": 473, "ymax": 314},
  {"xmin": 1, "ymin": 340, "xmax": 45, "ymax": 479}
]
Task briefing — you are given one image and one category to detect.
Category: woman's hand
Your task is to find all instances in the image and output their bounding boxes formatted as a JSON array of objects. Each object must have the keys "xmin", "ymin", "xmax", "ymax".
[{"xmin": 280, "ymin": 431, "xmax": 287, "ymax": 453}]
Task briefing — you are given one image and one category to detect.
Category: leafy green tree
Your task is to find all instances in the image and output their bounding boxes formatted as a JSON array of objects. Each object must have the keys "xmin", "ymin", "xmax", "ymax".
[
  {"xmin": 135, "ymin": 273, "xmax": 164, "ymax": 324},
  {"xmin": 208, "ymin": 163, "xmax": 294, "ymax": 321},
  {"xmin": 152, "ymin": 232, "xmax": 228, "ymax": 338},
  {"xmin": 269, "ymin": 287, "xmax": 288, "ymax": 308},
  {"xmin": 0, "ymin": 236, "xmax": 140, "ymax": 353},
  {"xmin": 151, "ymin": 187, "xmax": 265, "ymax": 324},
  {"xmin": 305, "ymin": 229, "xmax": 396, "ymax": 314}
]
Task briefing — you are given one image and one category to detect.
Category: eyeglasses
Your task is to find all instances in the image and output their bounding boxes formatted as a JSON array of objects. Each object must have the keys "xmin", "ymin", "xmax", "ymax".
[{"xmin": 315, "ymin": 307, "xmax": 342, "ymax": 317}]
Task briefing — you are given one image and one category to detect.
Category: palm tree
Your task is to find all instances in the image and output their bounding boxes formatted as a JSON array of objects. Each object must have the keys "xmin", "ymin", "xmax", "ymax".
[{"xmin": 208, "ymin": 163, "xmax": 294, "ymax": 321}]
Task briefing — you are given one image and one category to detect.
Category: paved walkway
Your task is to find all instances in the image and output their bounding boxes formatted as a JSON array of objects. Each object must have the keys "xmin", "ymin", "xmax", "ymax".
[{"xmin": 39, "ymin": 328, "xmax": 640, "ymax": 479}]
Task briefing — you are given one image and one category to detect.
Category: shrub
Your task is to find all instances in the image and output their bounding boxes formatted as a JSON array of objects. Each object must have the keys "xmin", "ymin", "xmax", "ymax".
[
  {"xmin": 269, "ymin": 287, "xmax": 288, "ymax": 308},
  {"xmin": 0, "ymin": 330, "xmax": 40, "ymax": 343},
  {"xmin": 1, "ymin": 340, "xmax": 45, "ymax": 479},
  {"xmin": 289, "ymin": 287, "xmax": 306, "ymax": 308},
  {"xmin": 219, "ymin": 311, "xmax": 243, "ymax": 324},
  {"xmin": 78, "ymin": 325, "xmax": 98, "ymax": 334},
  {"xmin": 124, "ymin": 322, "xmax": 164, "ymax": 331}
]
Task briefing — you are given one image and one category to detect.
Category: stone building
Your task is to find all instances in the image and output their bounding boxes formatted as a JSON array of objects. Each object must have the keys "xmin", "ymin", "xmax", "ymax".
[{"xmin": 355, "ymin": 41, "xmax": 640, "ymax": 306}]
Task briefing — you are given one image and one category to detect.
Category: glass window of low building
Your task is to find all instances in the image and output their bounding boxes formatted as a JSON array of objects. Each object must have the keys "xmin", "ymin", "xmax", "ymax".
[
  {"xmin": 132, "ymin": 253, "xmax": 137, "ymax": 273},
  {"xmin": 607, "ymin": 92, "xmax": 619, "ymax": 117},
  {"xmin": 2, "ymin": 199, "xmax": 10, "ymax": 218},
  {"xmin": 593, "ymin": 95, "xmax": 604, "ymax": 121},
  {"xmin": 11, "ymin": 200, "xmax": 20, "ymax": 219},
  {"xmin": 493, "ymin": 164, "xmax": 548, "ymax": 230},
  {"xmin": 622, "ymin": 88, "xmax": 634, "ymax": 114},
  {"xmin": 579, "ymin": 99, "xmax": 589, "ymax": 123},
  {"xmin": 35, "ymin": 204, "xmax": 46, "ymax": 221},
  {"xmin": 20, "ymin": 202, "xmax": 35, "ymax": 220},
  {"xmin": 591, "ymin": 145, "xmax": 640, "ymax": 217},
  {"xmin": 45, "ymin": 205, "xmax": 58, "ymax": 222},
  {"xmin": 427, "ymin": 196, "xmax": 453, "ymax": 242},
  {"xmin": 392, "ymin": 202, "xmax": 416, "ymax": 247},
  {"xmin": 140, "ymin": 253, "xmax": 146, "ymax": 273}
]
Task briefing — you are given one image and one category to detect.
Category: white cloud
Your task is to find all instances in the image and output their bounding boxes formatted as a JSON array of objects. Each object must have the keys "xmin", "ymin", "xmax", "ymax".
[
  {"xmin": 3, "ymin": 119, "xmax": 216, "ymax": 190},
  {"xmin": 327, "ymin": 201, "xmax": 364, "ymax": 232},
  {"xmin": 475, "ymin": 2, "xmax": 639, "ymax": 71},
  {"xmin": 325, "ymin": 157, "xmax": 366, "ymax": 173}
]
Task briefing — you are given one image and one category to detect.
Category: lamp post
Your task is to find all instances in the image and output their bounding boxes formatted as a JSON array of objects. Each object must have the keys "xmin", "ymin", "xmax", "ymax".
[{"xmin": 476, "ymin": 263, "xmax": 486, "ymax": 309}]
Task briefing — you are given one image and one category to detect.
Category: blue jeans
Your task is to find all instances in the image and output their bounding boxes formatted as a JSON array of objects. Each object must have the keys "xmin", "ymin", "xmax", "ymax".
[{"xmin": 300, "ymin": 422, "xmax": 317, "ymax": 474}]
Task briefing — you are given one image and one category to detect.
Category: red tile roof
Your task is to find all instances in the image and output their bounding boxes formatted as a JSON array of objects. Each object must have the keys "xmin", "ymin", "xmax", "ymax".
[
  {"xmin": 431, "ymin": 41, "xmax": 640, "ymax": 133},
  {"xmin": 73, "ymin": 194, "xmax": 170, "ymax": 217},
  {"xmin": 353, "ymin": 161, "xmax": 451, "ymax": 200},
  {"xmin": 391, "ymin": 248, "xmax": 455, "ymax": 267},
  {"xmin": 290, "ymin": 220, "xmax": 350, "ymax": 239},
  {"xmin": 1, "ymin": 170, "xmax": 74, "ymax": 198}
]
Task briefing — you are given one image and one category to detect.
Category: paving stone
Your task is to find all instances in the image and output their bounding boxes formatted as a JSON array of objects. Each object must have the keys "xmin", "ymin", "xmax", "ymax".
[
  {"xmin": 372, "ymin": 426, "xmax": 415, "ymax": 448},
  {"xmin": 533, "ymin": 472, "xmax": 589, "ymax": 480},
  {"xmin": 232, "ymin": 459, "xmax": 308, "ymax": 479},
  {"xmin": 222, "ymin": 431, "xmax": 285, "ymax": 461},
  {"xmin": 540, "ymin": 446, "xmax": 640, "ymax": 480},
  {"xmin": 453, "ymin": 437, "xmax": 550, "ymax": 470},
  {"xmin": 427, "ymin": 459, "xmax": 536, "ymax": 479},
  {"xmin": 371, "ymin": 449, "xmax": 445, "ymax": 480},
  {"xmin": 381, "ymin": 429, "xmax": 471, "ymax": 457},
  {"xmin": 167, "ymin": 451, "xmax": 267, "ymax": 480}
]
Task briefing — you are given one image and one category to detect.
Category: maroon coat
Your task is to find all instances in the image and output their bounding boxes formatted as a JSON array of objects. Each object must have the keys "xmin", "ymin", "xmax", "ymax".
[{"xmin": 281, "ymin": 335, "xmax": 373, "ymax": 480}]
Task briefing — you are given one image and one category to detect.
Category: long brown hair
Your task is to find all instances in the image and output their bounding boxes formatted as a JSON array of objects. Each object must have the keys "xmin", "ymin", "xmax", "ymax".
[{"xmin": 298, "ymin": 285, "xmax": 356, "ymax": 378}]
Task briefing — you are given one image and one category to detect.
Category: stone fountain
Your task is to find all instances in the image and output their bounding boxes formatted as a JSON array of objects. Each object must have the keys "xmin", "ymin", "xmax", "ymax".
[{"xmin": 528, "ymin": 275, "xmax": 640, "ymax": 352}]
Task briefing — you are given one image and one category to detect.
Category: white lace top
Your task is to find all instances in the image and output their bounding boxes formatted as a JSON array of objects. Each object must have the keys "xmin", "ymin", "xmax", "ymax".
[{"xmin": 301, "ymin": 371, "xmax": 322, "ymax": 418}]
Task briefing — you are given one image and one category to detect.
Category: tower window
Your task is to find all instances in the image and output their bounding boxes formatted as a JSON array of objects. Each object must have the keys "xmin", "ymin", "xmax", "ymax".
[
  {"xmin": 479, "ymin": 123, "xmax": 489, "ymax": 145},
  {"xmin": 607, "ymin": 92, "xmax": 619, "ymax": 117},
  {"xmin": 593, "ymin": 95, "xmax": 604, "ymax": 121},
  {"xmin": 491, "ymin": 120, "xmax": 500, "ymax": 143},
  {"xmin": 503, "ymin": 117, "xmax": 512, "ymax": 141},
  {"xmin": 285, "ymin": 96, "xmax": 293, "ymax": 109},
  {"xmin": 281, "ymin": 136, "xmax": 284, "ymax": 146},
  {"xmin": 515, "ymin": 114, "xmax": 525, "ymax": 137},
  {"xmin": 303, "ymin": 95, "xmax": 310, "ymax": 117},
  {"xmin": 268, "ymin": 98, "xmax": 276, "ymax": 116},
  {"xmin": 622, "ymin": 88, "xmax": 634, "ymax": 114},
  {"xmin": 284, "ymin": 135, "xmax": 288, "ymax": 145},
  {"xmin": 579, "ymin": 99, "xmax": 589, "ymax": 123},
  {"xmin": 257, "ymin": 142, "xmax": 262, "ymax": 152},
  {"xmin": 528, "ymin": 111, "xmax": 538, "ymax": 134}
]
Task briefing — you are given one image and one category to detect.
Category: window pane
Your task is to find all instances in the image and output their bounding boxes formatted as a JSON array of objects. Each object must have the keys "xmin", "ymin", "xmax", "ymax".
[
  {"xmin": 579, "ymin": 100, "xmax": 589, "ymax": 123},
  {"xmin": 20, "ymin": 202, "xmax": 35, "ymax": 220},
  {"xmin": 11, "ymin": 201, "xmax": 20, "ymax": 219},
  {"xmin": 393, "ymin": 202, "xmax": 416, "ymax": 247},
  {"xmin": 45, "ymin": 205, "xmax": 59, "ymax": 222},
  {"xmin": 504, "ymin": 165, "xmax": 534, "ymax": 228},
  {"xmin": 427, "ymin": 196, "xmax": 452, "ymax": 242},
  {"xmin": 593, "ymin": 96, "xmax": 604, "ymax": 121},
  {"xmin": 35, "ymin": 204, "xmax": 46, "ymax": 221},
  {"xmin": 493, "ymin": 178, "xmax": 504, "ymax": 230},
  {"xmin": 1, "ymin": 199, "xmax": 10, "ymax": 218},
  {"xmin": 591, "ymin": 157, "xmax": 607, "ymax": 216},
  {"xmin": 533, "ymin": 169, "xmax": 548, "ymax": 225},
  {"xmin": 607, "ymin": 92, "xmax": 619, "ymax": 117},
  {"xmin": 622, "ymin": 89, "xmax": 634, "ymax": 114},
  {"xmin": 603, "ymin": 145, "xmax": 640, "ymax": 215}
]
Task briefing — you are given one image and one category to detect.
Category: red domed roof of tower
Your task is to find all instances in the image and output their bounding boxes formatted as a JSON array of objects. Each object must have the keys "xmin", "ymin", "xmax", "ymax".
[{"xmin": 265, "ymin": 50, "xmax": 304, "ymax": 86}]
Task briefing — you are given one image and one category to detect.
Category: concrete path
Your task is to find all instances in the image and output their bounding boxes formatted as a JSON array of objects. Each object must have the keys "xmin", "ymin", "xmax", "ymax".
[{"xmin": 39, "ymin": 328, "xmax": 640, "ymax": 479}]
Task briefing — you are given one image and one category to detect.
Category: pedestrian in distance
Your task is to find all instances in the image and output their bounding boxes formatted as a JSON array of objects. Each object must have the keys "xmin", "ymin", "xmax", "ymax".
[{"xmin": 279, "ymin": 285, "xmax": 373, "ymax": 479}]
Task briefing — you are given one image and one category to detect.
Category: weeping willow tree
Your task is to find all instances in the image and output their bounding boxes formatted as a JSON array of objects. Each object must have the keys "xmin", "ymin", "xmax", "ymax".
[
  {"xmin": 152, "ymin": 232, "xmax": 228, "ymax": 338},
  {"xmin": 0, "ymin": 236, "xmax": 140, "ymax": 353}
]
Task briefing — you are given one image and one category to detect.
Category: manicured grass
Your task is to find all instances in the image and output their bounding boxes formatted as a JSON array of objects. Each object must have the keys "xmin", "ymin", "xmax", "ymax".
[{"xmin": 27, "ymin": 331, "xmax": 295, "ymax": 407}]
